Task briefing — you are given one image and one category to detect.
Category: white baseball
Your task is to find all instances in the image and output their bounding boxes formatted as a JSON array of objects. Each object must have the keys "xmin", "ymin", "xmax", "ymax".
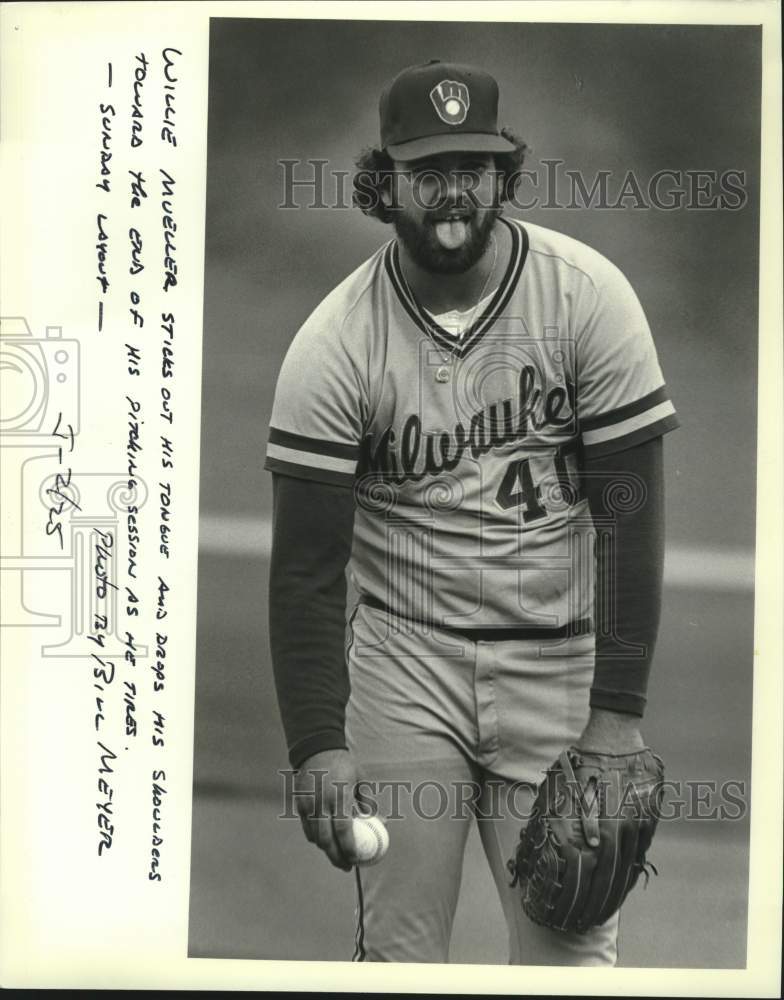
[{"xmin": 351, "ymin": 814, "xmax": 389, "ymax": 866}]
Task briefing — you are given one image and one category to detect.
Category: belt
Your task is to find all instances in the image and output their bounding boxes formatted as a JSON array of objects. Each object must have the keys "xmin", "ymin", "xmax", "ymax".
[{"xmin": 358, "ymin": 594, "xmax": 593, "ymax": 642}]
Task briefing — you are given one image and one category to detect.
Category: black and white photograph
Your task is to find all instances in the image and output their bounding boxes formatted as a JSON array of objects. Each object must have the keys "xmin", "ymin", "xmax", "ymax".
[
  {"xmin": 190, "ymin": 15, "xmax": 762, "ymax": 968},
  {"xmin": 1, "ymin": 2, "xmax": 780, "ymax": 992}
]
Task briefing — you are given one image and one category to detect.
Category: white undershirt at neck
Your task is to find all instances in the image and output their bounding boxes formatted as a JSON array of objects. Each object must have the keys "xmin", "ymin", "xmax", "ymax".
[{"xmin": 424, "ymin": 288, "xmax": 497, "ymax": 339}]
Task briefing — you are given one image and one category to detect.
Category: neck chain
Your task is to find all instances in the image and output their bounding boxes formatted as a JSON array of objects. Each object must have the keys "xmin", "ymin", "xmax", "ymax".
[{"xmin": 414, "ymin": 233, "xmax": 498, "ymax": 384}]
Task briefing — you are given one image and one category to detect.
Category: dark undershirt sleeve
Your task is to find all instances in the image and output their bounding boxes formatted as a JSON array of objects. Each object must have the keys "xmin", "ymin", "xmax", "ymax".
[
  {"xmin": 583, "ymin": 435, "xmax": 665, "ymax": 717},
  {"xmin": 268, "ymin": 473, "xmax": 356, "ymax": 770}
]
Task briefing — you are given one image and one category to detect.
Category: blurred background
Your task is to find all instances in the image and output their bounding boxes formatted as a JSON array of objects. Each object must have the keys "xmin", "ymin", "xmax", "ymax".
[{"xmin": 189, "ymin": 18, "xmax": 760, "ymax": 965}]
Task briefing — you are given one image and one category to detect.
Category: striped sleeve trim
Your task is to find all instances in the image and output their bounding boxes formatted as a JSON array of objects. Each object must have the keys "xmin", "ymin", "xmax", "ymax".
[
  {"xmin": 580, "ymin": 385, "xmax": 670, "ymax": 432},
  {"xmin": 582, "ymin": 399, "xmax": 677, "ymax": 447},
  {"xmin": 582, "ymin": 412, "xmax": 680, "ymax": 459},
  {"xmin": 267, "ymin": 442, "xmax": 356, "ymax": 474},
  {"xmin": 265, "ymin": 427, "xmax": 359, "ymax": 486},
  {"xmin": 268, "ymin": 427, "xmax": 359, "ymax": 461},
  {"xmin": 264, "ymin": 456, "xmax": 356, "ymax": 488}
]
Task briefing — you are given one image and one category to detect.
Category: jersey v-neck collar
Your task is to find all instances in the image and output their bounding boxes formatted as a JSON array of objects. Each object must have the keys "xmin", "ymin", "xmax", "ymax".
[{"xmin": 383, "ymin": 216, "xmax": 529, "ymax": 360}]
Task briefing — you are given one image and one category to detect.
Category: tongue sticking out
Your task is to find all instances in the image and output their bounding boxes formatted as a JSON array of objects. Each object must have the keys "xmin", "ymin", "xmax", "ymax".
[{"xmin": 434, "ymin": 219, "xmax": 468, "ymax": 250}]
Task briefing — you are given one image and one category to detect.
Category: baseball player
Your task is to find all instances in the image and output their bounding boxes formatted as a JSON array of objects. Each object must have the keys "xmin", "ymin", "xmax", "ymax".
[{"xmin": 266, "ymin": 60, "xmax": 679, "ymax": 964}]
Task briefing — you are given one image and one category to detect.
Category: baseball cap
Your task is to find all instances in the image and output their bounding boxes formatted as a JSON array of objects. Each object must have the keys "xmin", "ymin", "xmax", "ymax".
[{"xmin": 380, "ymin": 60, "xmax": 516, "ymax": 161}]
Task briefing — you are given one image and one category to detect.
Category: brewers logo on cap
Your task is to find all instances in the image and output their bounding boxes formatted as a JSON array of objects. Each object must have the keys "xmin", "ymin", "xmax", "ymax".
[
  {"xmin": 379, "ymin": 61, "xmax": 515, "ymax": 160},
  {"xmin": 430, "ymin": 80, "xmax": 470, "ymax": 125}
]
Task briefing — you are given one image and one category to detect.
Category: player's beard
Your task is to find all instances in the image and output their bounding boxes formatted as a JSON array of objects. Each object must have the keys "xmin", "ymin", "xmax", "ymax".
[{"xmin": 392, "ymin": 207, "xmax": 501, "ymax": 275}]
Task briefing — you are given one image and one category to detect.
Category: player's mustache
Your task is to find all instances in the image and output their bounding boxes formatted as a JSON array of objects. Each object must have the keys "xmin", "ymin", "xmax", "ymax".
[{"xmin": 426, "ymin": 204, "xmax": 476, "ymax": 222}]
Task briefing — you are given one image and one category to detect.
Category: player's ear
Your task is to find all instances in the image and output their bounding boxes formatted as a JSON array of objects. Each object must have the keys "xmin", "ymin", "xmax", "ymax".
[{"xmin": 379, "ymin": 160, "xmax": 406, "ymax": 210}]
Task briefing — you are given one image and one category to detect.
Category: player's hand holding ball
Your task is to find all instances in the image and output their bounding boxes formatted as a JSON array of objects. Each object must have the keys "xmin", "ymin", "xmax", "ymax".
[
  {"xmin": 294, "ymin": 748, "xmax": 360, "ymax": 872},
  {"xmin": 293, "ymin": 749, "xmax": 389, "ymax": 871}
]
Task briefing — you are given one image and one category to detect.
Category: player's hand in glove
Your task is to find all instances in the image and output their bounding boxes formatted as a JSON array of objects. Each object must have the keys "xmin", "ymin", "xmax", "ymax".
[
  {"xmin": 294, "ymin": 748, "xmax": 359, "ymax": 872},
  {"xmin": 507, "ymin": 742, "xmax": 664, "ymax": 934}
]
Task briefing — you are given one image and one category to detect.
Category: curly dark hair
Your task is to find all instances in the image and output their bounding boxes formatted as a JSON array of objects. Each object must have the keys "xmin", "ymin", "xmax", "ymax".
[{"xmin": 352, "ymin": 128, "xmax": 529, "ymax": 223}]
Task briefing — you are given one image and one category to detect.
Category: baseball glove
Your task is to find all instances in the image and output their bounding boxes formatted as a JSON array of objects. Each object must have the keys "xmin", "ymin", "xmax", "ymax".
[{"xmin": 507, "ymin": 747, "xmax": 665, "ymax": 934}]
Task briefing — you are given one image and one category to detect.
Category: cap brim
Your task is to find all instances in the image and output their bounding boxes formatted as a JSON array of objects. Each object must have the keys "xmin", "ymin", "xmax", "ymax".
[{"xmin": 386, "ymin": 131, "xmax": 516, "ymax": 161}]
